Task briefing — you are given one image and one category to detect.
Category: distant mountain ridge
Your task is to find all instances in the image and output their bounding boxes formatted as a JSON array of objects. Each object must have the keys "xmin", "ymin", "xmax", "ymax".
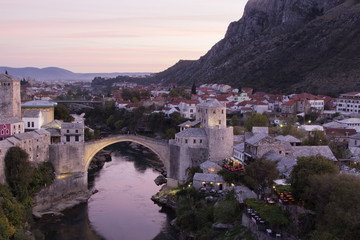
[
  {"xmin": 150, "ymin": 0, "xmax": 360, "ymax": 95},
  {"xmin": 0, "ymin": 66, "xmax": 151, "ymax": 82}
]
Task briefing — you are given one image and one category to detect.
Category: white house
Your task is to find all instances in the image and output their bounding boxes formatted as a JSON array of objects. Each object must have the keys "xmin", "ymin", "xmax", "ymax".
[
  {"xmin": 233, "ymin": 143, "xmax": 245, "ymax": 164},
  {"xmin": 178, "ymin": 100, "xmax": 199, "ymax": 119},
  {"xmin": 22, "ymin": 110, "xmax": 44, "ymax": 131}
]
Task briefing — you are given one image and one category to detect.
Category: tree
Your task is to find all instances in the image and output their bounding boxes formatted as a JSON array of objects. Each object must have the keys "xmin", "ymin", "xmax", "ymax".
[
  {"xmin": 231, "ymin": 115, "xmax": 239, "ymax": 126},
  {"xmin": 162, "ymin": 128, "xmax": 176, "ymax": 140},
  {"xmin": 289, "ymin": 155, "xmax": 338, "ymax": 202},
  {"xmin": 302, "ymin": 130, "xmax": 328, "ymax": 146},
  {"xmin": 54, "ymin": 104, "xmax": 74, "ymax": 122},
  {"xmin": 4, "ymin": 147, "xmax": 34, "ymax": 202},
  {"xmin": 244, "ymin": 158, "xmax": 279, "ymax": 195},
  {"xmin": 191, "ymin": 81, "xmax": 196, "ymax": 95},
  {"xmin": 244, "ymin": 113, "xmax": 268, "ymax": 131}
]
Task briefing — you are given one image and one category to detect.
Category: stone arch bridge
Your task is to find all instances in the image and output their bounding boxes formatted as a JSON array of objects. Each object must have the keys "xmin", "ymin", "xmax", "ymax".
[{"xmin": 84, "ymin": 134, "xmax": 170, "ymax": 173}]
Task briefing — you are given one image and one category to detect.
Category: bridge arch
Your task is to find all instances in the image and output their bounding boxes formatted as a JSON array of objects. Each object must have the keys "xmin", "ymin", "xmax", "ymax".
[{"xmin": 84, "ymin": 135, "xmax": 170, "ymax": 174}]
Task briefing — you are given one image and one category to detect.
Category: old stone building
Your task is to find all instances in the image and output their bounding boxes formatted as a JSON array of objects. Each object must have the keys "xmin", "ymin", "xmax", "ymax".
[
  {"xmin": 61, "ymin": 122, "xmax": 85, "ymax": 144},
  {"xmin": 244, "ymin": 134, "xmax": 286, "ymax": 162},
  {"xmin": 0, "ymin": 73, "xmax": 24, "ymax": 141},
  {"xmin": 169, "ymin": 99, "xmax": 233, "ymax": 183},
  {"xmin": 0, "ymin": 73, "xmax": 21, "ymax": 119}
]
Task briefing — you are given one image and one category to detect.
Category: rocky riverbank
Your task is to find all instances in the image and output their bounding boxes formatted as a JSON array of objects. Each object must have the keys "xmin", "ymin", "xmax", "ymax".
[
  {"xmin": 88, "ymin": 149, "xmax": 112, "ymax": 174},
  {"xmin": 151, "ymin": 185, "xmax": 177, "ymax": 210}
]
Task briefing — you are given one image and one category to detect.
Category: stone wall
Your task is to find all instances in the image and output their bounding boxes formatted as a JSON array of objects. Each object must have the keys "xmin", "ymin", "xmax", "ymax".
[
  {"xmin": 49, "ymin": 143, "xmax": 85, "ymax": 175},
  {"xmin": 169, "ymin": 143, "xmax": 180, "ymax": 180},
  {"xmin": 206, "ymin": 127, "xmax": 234, "ymax": 162},
  {"xmin": 169, "ymin": 141, "xmax": 209, "ymax": 183}
]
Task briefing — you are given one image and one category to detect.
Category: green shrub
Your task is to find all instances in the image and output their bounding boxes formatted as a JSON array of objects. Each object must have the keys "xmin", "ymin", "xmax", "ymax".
[{"xmin": 29, "ymin": 162, "xmax": 55, "ymax": 194}]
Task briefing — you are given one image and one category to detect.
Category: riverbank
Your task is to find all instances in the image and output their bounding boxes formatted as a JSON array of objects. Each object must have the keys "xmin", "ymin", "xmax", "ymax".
[{"xmin": 32, "ymin": 149, "xmax": 113, "ymax": 218}]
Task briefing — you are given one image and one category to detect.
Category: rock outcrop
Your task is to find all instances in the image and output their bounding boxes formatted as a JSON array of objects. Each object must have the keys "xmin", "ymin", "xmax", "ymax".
[{"xmin": 151, "ymin": 0, "xmax": 360, "ymax": 95}]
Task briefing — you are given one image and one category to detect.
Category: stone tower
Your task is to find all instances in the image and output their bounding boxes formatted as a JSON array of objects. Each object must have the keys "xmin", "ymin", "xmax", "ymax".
[
  {"xmin": 196, "ymin": 99, "xmax": 233, "ymax": 161},
  {"xmin": 0, "ymin": 73, "xmax": 21, "ymax": 119}
]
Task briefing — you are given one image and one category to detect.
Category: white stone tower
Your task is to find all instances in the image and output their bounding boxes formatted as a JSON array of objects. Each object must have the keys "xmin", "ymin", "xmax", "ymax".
[
  {"xmin": 0, "ymin": 73, "xmax": 21, "ymax": 119},
  {"xmin": 196, "ymin": 99, "xmax": 233, "ymax": 161}
]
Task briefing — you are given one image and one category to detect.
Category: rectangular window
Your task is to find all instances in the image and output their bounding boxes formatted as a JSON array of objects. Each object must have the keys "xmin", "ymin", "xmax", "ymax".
[
  {"xmin": 76, "ymin": 130, "xmax": 79, "ymax": 133},
  {"xmin": 193, "ymin": 139, "xmax": 196, "ymax": 143},
  {"xmin": 31, "ymin": 122, "xmax": 34, "ymax": 127},
  {"xmin": 200, "ymin": 139, "xmax": 202, "ymax": 143},
  {"xmin": 66, "ymin": 136, "xmax": 70, "ymax": 142},
  {"xmin": 28, "ymin": 122, "xmax": 30, "ymax": 127},
  {"xmin": 75, "ymin": 136, "xmax": 79, "ymax": 142},
  {"xmin": 219, "ymin": 120, "xmax": 221, "ymax": 124},
  {"xmin": 185, "ymin": 139, "xmax": 188, "ymax": 144}
]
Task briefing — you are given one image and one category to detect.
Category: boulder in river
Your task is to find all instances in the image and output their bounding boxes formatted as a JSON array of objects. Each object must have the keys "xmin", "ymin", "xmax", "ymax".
[{"xmin": 154, "ymin": 175, "xmax": 167, "ymax": 186}]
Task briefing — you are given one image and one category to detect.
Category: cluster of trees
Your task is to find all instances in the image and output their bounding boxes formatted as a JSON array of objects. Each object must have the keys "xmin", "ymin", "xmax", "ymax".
[
  {"xmin": 121, "ymin": 89, "xmax": 150, "ymax": 103},
  {"xmin": 1, "ymin": 147, "xmax": 55, "ymax": 239},
  {"xmin": 289, "ymin": 155, "xmax": 360, "ymax": 239},
  {"xmin": 167, "ymin": 87, "xmax": 191, "ymax": 99},
  {"xmin": 84, "ymin": 102, "xmax": 186, "ymax": 139},
  {"xmin": 176, "ymin": 188, "xmax": 253, "ymax": 240}
]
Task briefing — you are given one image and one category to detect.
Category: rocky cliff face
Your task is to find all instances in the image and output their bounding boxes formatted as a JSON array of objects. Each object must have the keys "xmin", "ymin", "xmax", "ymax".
[{"xmin": 153, "ymin": 0, "xmax": 360, "ymax": 95}]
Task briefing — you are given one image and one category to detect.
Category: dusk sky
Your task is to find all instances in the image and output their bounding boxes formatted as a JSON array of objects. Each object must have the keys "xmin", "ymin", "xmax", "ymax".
[{"xmin": 1, "ymin": 0, "xmax": 247, "ymax": 73}]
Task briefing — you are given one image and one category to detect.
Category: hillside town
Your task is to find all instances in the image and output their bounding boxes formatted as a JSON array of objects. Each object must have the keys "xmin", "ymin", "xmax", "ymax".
[{"xmin": 1, "ymin": 72, "xmax": 360, "ymax": 239}]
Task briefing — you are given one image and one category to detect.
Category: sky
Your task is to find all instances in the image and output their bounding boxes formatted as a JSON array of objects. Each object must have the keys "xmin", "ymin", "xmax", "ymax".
[{"xmin": 1, "ymin": 0, "xmax": 247, "ymax": 73}]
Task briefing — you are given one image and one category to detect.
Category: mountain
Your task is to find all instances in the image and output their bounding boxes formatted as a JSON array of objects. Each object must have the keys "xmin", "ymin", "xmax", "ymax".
[
  {"xmin": 151, "ymin": 0, "xmax": 360, "ymax": 95},
  {"xmin": 0, "ymin": 66, "xmax": 150, "ymax": 82}
]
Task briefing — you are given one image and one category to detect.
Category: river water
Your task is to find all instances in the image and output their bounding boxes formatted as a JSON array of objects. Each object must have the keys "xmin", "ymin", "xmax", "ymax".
[{"xmin": 35, "ymin": 143, "xmax": 178, "ymax": 240}]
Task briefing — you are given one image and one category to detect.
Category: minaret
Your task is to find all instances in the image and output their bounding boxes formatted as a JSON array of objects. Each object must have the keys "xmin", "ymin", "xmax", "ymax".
[{"xmin": 0, "ymin": 73, "xmax": 21, "ymax": 119}]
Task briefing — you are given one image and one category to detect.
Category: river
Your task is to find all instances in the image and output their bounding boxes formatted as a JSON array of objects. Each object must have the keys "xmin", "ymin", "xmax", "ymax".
[{"xmin": 35, "ymin": 143, "xmax": 178, "ymax": 240}]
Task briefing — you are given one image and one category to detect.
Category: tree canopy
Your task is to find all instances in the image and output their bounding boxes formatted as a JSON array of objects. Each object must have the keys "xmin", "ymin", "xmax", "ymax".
[
  {"xmin": 54, "ymin": 104, "xmax": 74, "ymax": 122},
  {"xmin": 304, "ymin": 174, "xmax": 360, "ymax": 239},
  {"xmin": 244, "ymin": 158, "xmax": 279, "ymax": 194},
  {"xmin": 289, "ymin": 155, "xmax": 338, "ymax": 202},
  {"xmin": 244, "ymin": 113, "xmax": 269, "ymax": 131}
]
